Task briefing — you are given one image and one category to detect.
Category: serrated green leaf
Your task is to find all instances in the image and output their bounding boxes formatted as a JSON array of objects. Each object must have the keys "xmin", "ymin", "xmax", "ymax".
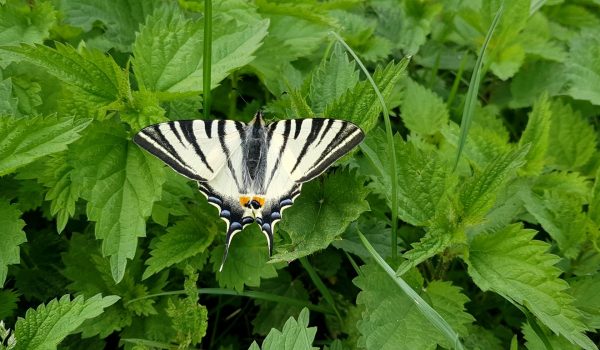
[
  {"xmin": 355, "ymin": 263, "xmax": 473, "ymax": 350},
  {"xmin": 0, "ymin": 289, "xmax": 19, "ymax": 320},
  {"xmin": 467, "ymin": 224, "xmax": 596, "ymax": 350},
  {"xmin": 518, "ymin": 94, "xmax": 551, "ymax": 175},
  {"xmin": 333, "ymin": 216, "xmax": 398, "ymax": 260},
  {"xmin": 0, "ymin": 199, "xmax": 26, "ymax": 287},
  {"xmin": 143, "ymin": 216, "xmax": 216, "ymax": 280},
  {"xmin": 399, "ymin": 78, "xmax": 449, "ymax": 135},
  {"xmin": 462, "ymin": 325, "xmax": 503, "ymax": 350},
  {"xmin": 133, "ymin": 5, "xmax": 268, "ymax": 93},
  {"xmin": 509, "ymin": 61, "xmax": 567, "ymax": 108},
  {"xmin": 460, "ymin": 146, "xmax": 527, "ymax": 224},
  {"xmin": 0, "ymin": 78, "xmax": 18, "ymax": 115},
  {"xmin": 396, "ymin": 228, "xmax": 452, "ymax": 276},
  {"xmin": 211, "ymin": 225, "xmax": 278, "ymax": 292},
  {"xmin": 70, "ymin": 123, "xmax": 164, "ymax": 282},
  {"xmin": 271, "ymin": 170, "xmax": 369, "ymax": 262},
  {"xmin": 56, "ymin": 0, "xmax": 160, "ymax": 51},
  {"xmin": 325, "ymin": 60, "xmax": 407, "ymax": 133},
  {"xmin": 570, "ymin": 275, "xmax": 600, "ymax": 330},
  {"xmin": 545, "ymin": 99, "xmax": 597, "ymax": 170},
  {"xmin": 308, "ymin": 43, "xmax": 359, "ymax": 114},
  {"xmin": 249, "ymin": 308, "xmax": 318, "ymax": 350},
  {"xmin": 41, "ymin": 155, "xmax": 81, "ymax": 233},
  {"xmin": 0, "ymin": 115, "xmax": 91, "ymax": 176},
  {"xmin": 522, "ymin": 322, "xmax": 580, "ymax": 350},
  {"xmin": 0, "ymin": 0, "xmax": 56, "ymax": 46},
  {"xmin": 0, "ymin": 44, "xmax": 127, "ymax": 113},
  {"xmin": 14, "ymin": 294, "xmax": 119, "ymax": 350},
  {"xmin": 590, "ymin": 167, "xmax": 600, "ymax": 226},
  {"xmin": 565, "ymin": 30, "xmax": 600, "ymax": 105},
  {"xmin": 252, "ymin": 272, "xmax": 309, "ymax": 336}
]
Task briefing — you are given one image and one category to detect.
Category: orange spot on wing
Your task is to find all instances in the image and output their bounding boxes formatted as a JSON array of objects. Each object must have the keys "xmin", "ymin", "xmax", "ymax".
[
  {"xmin": 239, "ymin": 196, "xmax": 250, "ymax": 207},
  {"xmin": 253, "ymin": 196, "xmax": 265, "ymax": 208}
]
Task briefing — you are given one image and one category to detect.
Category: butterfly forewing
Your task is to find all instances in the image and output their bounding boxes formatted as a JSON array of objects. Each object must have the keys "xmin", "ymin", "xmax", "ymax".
[{"xmin": 134, "ymin": 114, "xmax": 364, "ymax": 271}]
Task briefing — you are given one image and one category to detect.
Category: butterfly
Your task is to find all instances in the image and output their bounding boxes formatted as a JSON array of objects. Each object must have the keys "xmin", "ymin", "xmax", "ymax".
[{"xmin": 134, "ymin": 111, "xmax": 364, "ymax": 270}]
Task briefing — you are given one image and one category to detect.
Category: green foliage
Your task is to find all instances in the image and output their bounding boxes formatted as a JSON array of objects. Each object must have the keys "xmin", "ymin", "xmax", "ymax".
[
  {"xmin": 248, "ymin": 308, "xmax": 318, "ymax": 350},
  {"xmin": 13, "ymin": 294, "xmax": 119, "ymax": 350},
  {"xmin": 0, "ymin": 199, "xmax": 26, "ymax": 287},
  {"xmin": 0, "ymin": 115, "xmax": 90, "ymax": 176},
  {"xmin": 4, "ymin": 1, "xmax": 600, "ymax": 349},
  {"xmin": 355, "ymin": 263, "xmax": 473, "ymax": 350}
]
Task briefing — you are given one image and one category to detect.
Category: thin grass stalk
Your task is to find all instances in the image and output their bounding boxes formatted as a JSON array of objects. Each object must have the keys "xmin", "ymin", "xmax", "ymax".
[
  {"xmin": 357, "ymin": 229, "xmax": 465, "ymax": 350},
  {"xmin": 299, "ymin": 257, "xmax": 343, "ymax": 323},
  {"xmin": 203, "ymin": 0, "xmax": 212, "ymax": 117},
  {"xmin": 329, "ymin": 31, "xmax": 399, "ymax": 262},
  {"xmin": 453, "ymin": 3, "xmax": 504, "ymax": 171}
]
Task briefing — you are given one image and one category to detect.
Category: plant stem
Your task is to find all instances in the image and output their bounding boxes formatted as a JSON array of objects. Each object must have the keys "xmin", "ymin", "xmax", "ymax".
[{"xmin": 203, "ymin": 0, "xmax": 212, "ymax": 118}]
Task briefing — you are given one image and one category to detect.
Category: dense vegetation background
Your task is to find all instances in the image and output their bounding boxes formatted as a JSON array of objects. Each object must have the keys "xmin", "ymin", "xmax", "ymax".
[{"xmin": 0, "ymin": 0, "xmax": 599, "ymax": 349}]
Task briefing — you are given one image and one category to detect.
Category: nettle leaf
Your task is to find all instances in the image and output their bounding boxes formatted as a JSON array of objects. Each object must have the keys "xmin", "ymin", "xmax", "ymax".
[
  {"xmin": 0, "ymin": 115, "xmax": 90, "ymax": 176},
  {"xmin": 271, "ymin": 170, "xmax": 369, "ymax": 263},
  {"xmin": 0, "ymin": 0, "xmax": 56, "ymax": 46},
  {"xmin": 570, "ymin": 275, "xmax": 600, "ymax": 330},
  {"xmin": 0, "ymin": 199, "xmax": 26, "ymax": 287},
  {"xmin": 41, "ymin": 154, "xmax": 81, "ymax": 233},
  {"xmin": 70, "ymin": 123, "xmax": 164, "ymax": 282},
  {"xmin": 522, "ymin": 322, "xmax": 581, "ymax": 350},
  {"xmin": 249, "ymin": 308, "xmax": 318, "ymax": 350},
  {"xmin": 325, "ymin": 60, "xmax": 408, "ymax": 133},
  {"xmin": 509, "ymin": 61, "xmax": 567, "ymax": 108},
  {"xmin": 252, "ymin": 271, "xmax": 309, "ymax": 336},
  {"xmin": 0, "ymin": 289, "xmax": 19, "ymax": 319},
  {"xmin": 565, "ymin": 30, "xmax": 600, "ymax": 105},
  {"xmin": 354, "ymin": 263, "xmax": 473, "ymax": 350},
  {"xmin": 459, "ymin": 146, "xmax": 527, "ymax": 224},
  {"xmin": 211, "ymin": 225, "xmax": 278, "ymax": 292},
  {"xmin": 143, "ymin": 216, "xmax": 217, "ymax": 280},
  {"xmin": 518, "ymin": 94, "xmax": 551, "ymax": 175},
  {"xmin": 399, "ymin": 78, "xmax": 449, "ymax": 135},
  {"xmin": 545, "ymin": 99, "xmax": 597, "ymax": 171},
  {"xmin": 0, "ymin": 44, "xmax": 127, "ymax": 114},
  {"xmin": 133, "ymin": 5, "xmax": 268, "ymax": 93},
  {"xmin": 521, "ymin": 189, "xmax": 587, "ymax": 259},
  {"xmin": 396, "ymin": 227, "xmax": 452, "ymax": 276},
  {"xmin": 590, "ymin": 168, "xmax": 600, "ymax": 226},
  {"xmin": 13, "ymin": 294, "xmax": 119, "ymax": 350},
  {"xmin": 0, "ymin": 78, "xmax": 18, "ymax": 115},
  {"xmin": 308, "ymin": 43, "xmax": 359, "ymax": 115},
  {"xmin": 57, "ymin": 0, "xmax": 160, "ymax": 51},
  {"xmin": 466, "ymin": 224, "xmax": 596, "ymax": 350}
]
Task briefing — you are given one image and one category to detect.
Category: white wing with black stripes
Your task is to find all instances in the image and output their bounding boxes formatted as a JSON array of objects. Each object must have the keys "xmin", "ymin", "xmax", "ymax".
[{"xmin": 134, "ymin": 113, "xmax": 364, "ymax": 271}]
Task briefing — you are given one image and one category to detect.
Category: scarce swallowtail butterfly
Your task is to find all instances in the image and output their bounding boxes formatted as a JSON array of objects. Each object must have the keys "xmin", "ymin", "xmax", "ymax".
[{"xmin": 134, "ymin": 111, "xmax": 364, "ymax": 271}]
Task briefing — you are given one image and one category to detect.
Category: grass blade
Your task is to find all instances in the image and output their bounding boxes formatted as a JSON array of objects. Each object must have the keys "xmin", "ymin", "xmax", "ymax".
[
  {"xmin": 330, "ymin": 31, "xmax": 401, "ymax": 261},
  {"xmin": 357, "ymin": 228, "xmax": 465, "ymax": 350},
  {"xmin": 453, "ymin": 3, "xmax": 504, "ymax": 171},
  {"xmin": 299, "ymin": 256, "xmax": 343, "ymax": 323},
  {"xmin": 203, "ymin": 0, "xmax": 212, "ymax": 117}
]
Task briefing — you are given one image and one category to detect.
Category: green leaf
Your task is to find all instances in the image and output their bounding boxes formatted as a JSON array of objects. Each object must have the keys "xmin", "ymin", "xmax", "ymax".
[
  {"xmin": 325, "ymin": 60, "xmax": 407, "ymax": 133},
  {"xmin": 0, "ymin": 0, "xmax": 56, "ymax": 46},
  {"xmin": 14, "ymin": 294, "xmax": 120, "ymax": 350},
  {"xmin": 545, "ymin": 99, "xmax": 597, "ymax": 170},
  {"xmin": 462, "ymin": 325, "xmax": 503, "ymax": 350},
  {"xmin": 569, "ymin": 275, "xmax": 600, "ymax": 330},
  {"xmin": 396, "ymin": 228, "xmax": 452, "ymax": 276},
  {"xmin": 399, "ymin": 78, "xmax": 449, "ymax": 135},
  {"xmin": 509, "ymin": 61, "xmax": 567, "ymax": 108},
  {"xmin": 211, "ymin": 225, "xmax": 278, "ymax": 292},
  {"xmin": 308, "ymin": 43, "xmax": 359, "ymax": 115},
  {"xmin": 459, "ymin": 146, "xmax": 527, "ymax": 224},
  {"xmin": 133, "ymin": 5, "xmax": 268, "ymax": 93},
  {"xmin": 521, "ymin": 189, "xmax": 587, "ymax": 259},
  {"xmin": 590, "ymin": 167, "xmax": 600, "ymax": 226},
  {"xmin": 0, "ymin": 289, "xmax": 19, "ymax": 320},
  {"xmin": 466, "ymin": 224, "xmax": 596, "ymax": 350},
  {"xmin": 143, "ymin": 216, "xmax": 216, "ymax": 280},
  {"xmin": 41, "ymin": 154, "xmax": 81, "ymax": 233},
  {"xmin": 0, "ymin": 115, "xmax": 91, "ymax": 176},
  {"xmin": 0, "ymin": 199, "xmax": 26, "ymax": 287},
  {"xmin": 518, "ymin": 94, "xmax": 551, "ymax": 175},
  {"xmin": 56, "ymin": 0, "xmax": 161, "ymax": 51},
  {"xmin": 249, "ymin": 308, "xmax": 318, "ymax": 350},
  {"xmin": 565, "ymin": 30, "xmax": 600, "ymax": 105},
  {"xmin": 70, "ymin": 123, "xmax": 164, "ymax": 282},
  {"xmin": 271, "ymin": 170, "xmax": 369, "ymax": 262},
  {"xmin": 251, "ymin": 272, "xmax": 309, "ymax": 336},
  {"xmin": 522, "ymin": 322, "xmax": 581, "ymax": 350},
  {"xmin": 0, "ymin": 78, "xmax": 18, "ymax": 115},
  {"xmin": 0, "ymin": 44, "xmax": 127, "ymax": 113},
  {"xmin": 354, "ymin": 263, "xmax": 473, "ymax": 350}
]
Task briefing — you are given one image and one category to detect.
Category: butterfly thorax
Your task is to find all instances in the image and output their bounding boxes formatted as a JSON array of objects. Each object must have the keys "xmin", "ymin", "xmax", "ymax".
[{"xmin": 242, "ymin": 116, "xmax": 268, "ymax": 194}]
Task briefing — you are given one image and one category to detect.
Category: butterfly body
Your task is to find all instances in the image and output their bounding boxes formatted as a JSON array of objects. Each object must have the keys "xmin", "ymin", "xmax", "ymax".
[{"xmin": 134, "ymin": 111, "xmax": 364, "ymax": 270}]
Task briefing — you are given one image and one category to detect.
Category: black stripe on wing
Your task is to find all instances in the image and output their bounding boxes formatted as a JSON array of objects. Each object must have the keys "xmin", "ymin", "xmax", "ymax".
[{"xmin": 198, "ymin": 183, "xmax": 254, "ymax": 271}]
